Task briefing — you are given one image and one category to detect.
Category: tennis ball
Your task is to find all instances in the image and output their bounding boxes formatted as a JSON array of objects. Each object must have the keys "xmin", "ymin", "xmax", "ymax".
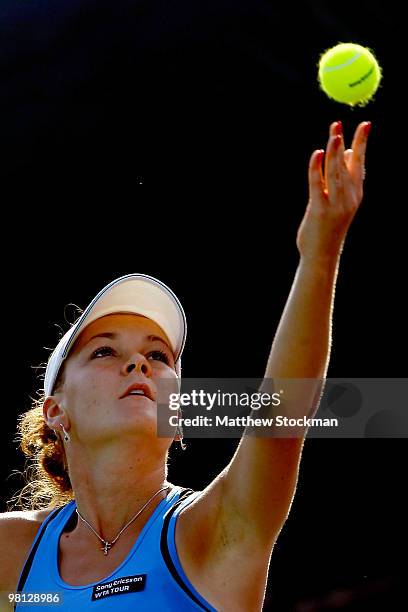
[{"xmin": 318, "ymin": 43, "xmax": 382, "ymax": 106}]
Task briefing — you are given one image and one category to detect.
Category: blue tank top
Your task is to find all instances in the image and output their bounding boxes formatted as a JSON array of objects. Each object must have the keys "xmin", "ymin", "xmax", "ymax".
[{"xmin": 14, "ymin": 486, "xmax": 217, "ymax": 611}]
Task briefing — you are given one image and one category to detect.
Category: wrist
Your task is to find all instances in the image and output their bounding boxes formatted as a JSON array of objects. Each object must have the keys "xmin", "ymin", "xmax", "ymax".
[
  {"xmin": 299, "ymin": 252, "xmax": 341, "ymax": 276},
  {"xmin": 298, "ymin": 237, "xmax": 346, "ymax": 269}
]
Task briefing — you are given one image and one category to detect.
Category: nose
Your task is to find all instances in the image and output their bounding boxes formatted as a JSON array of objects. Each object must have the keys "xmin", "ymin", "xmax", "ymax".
[{"xmin": 123, "ymin": 354, "xmax": 152, "ymax": 377}]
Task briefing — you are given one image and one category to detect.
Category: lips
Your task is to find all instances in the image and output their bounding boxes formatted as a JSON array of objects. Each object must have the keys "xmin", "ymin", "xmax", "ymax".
[{"xmin": 120, "ymin": 382, "xmax": 154, "ymax": 401}]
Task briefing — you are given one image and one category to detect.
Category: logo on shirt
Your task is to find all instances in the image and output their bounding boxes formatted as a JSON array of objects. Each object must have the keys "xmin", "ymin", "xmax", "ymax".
[{"xmin": 91, "ymin": 574, "xmax": 146, "ymax": 601}]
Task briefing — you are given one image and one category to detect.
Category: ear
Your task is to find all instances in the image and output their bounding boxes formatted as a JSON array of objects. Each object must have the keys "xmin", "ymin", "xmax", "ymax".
[{"xmin": 43, "ymin": 396, "xmax": 67, "ymax": 430}]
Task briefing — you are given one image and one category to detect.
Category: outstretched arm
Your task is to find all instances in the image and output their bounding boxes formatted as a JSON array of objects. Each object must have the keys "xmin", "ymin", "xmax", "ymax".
[
  {"xmin": 265, "ymin": 120, "xmax": 371, "ymax": 383},
  {"xmin": 218, "ymin": 120, "xmax": 372, "ymax": 545}
]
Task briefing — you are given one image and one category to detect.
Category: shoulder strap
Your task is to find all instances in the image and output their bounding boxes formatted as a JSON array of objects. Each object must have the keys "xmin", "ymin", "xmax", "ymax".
[{"xmin": 160, "ymin": 487, "xmax": 213, "ymax": 611}]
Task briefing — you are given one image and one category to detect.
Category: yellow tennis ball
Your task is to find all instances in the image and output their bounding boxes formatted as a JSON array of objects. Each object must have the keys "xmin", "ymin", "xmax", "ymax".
[{"xmin": 318, "ymin": 43, "xmax": 382, "ymax": 106}]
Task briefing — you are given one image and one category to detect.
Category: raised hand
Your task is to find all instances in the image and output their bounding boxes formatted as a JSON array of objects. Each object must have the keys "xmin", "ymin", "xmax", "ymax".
[{"xmin": 296, "ymin": 121, "xmax": 371, "ymax": 262}]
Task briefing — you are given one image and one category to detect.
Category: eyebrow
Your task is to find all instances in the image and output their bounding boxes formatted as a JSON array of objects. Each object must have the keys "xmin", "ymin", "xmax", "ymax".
[{"xmin": 82, "ymin": 332, "xmax": 172, "ymax": 352}]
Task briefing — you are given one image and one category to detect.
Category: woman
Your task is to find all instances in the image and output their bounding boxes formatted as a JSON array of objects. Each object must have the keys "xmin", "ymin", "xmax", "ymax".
[{"xmin": 0, "ymin": 120, "xmax": 371, "ymax": 611}]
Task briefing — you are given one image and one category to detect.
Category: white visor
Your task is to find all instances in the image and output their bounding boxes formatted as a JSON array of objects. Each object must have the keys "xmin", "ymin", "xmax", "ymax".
[{"xmin": 43, "ymin": 274, "xmax": 187, "ymax": 396}]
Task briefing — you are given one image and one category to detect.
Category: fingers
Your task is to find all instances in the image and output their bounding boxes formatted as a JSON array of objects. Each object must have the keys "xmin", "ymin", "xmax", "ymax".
[
  {"xmin": 324, "ymin": 121, "xmax": 345, "ymax": 186},
  {"xmin": 325, "ymin": 122, "xmax": 349, "ymax": 206},
  {"xmin": 309, "ymin": 121, "xmax": 371, "ymax": 209},
  {"xmin": 344, "ymin": 148, "xmax": 353, "ymax": 172},
  {"xmin": 348, "ymin": 121, "xmax": 371, "ymax": 183},
  {"xmin": 308, "ymin": 149, "xmax": 325, "ymax": 204}
]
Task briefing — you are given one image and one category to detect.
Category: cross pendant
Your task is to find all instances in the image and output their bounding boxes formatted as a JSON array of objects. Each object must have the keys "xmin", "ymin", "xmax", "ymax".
[{"xmin": 101, "ymin": 541, "xmax": 112, "ymax": 556}]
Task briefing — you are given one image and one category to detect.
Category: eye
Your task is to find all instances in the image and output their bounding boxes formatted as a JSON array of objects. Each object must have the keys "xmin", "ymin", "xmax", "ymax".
[
  {"xmin": 91, "ymin": 346, "xmax": 115, "ymax": 359},
  {"xmin": 147, "ymin": 350, "xmax": 170, "ymax": 365}
]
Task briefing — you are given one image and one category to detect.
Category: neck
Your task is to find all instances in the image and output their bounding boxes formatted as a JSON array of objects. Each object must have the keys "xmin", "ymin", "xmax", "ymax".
[{"xmin": 66, "ymin": 443, "xmax": 171, "ymax": 543}]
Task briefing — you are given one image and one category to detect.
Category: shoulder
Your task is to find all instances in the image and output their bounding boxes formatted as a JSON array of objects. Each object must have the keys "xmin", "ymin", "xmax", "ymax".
[
  {"xmin": 0, "ymin": 509, "xmax": 54, "ymax": 592},
  {"xmin": 0, "ymin": 508, "xmax": 54, "ymax": 530}
]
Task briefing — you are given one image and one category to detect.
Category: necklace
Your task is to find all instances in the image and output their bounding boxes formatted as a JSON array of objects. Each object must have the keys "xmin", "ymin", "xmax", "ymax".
[{"xmin": 75, "ymin": 485, "xmax": 171, "ymax": 555}]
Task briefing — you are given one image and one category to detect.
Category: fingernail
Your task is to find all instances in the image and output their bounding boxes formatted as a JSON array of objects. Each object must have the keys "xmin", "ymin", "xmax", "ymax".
[
  {"xmin": 336, "ymin": 121, "xmax": 343, "ymax": 135},
  {"xmin": 365, "ymin": 121, "xmax": 372, "ymax": 136}
]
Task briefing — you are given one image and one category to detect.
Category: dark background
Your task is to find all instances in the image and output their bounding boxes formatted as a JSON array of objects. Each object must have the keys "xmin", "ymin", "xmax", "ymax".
[{"xmin": 1, "ymin": 1, "xmax": 405, "ymax": 610}]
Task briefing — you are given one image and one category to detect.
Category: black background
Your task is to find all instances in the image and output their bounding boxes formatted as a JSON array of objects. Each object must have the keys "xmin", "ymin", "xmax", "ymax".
[{"xmin": 0, "ymin": 1, "xmax": 405, "ymax": 610}]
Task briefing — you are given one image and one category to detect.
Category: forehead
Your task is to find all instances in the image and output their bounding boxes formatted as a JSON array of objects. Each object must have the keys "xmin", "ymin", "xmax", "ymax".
[{"xmin": 72, "ymin": 313, "xmax": 172, "ymax": 353}]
